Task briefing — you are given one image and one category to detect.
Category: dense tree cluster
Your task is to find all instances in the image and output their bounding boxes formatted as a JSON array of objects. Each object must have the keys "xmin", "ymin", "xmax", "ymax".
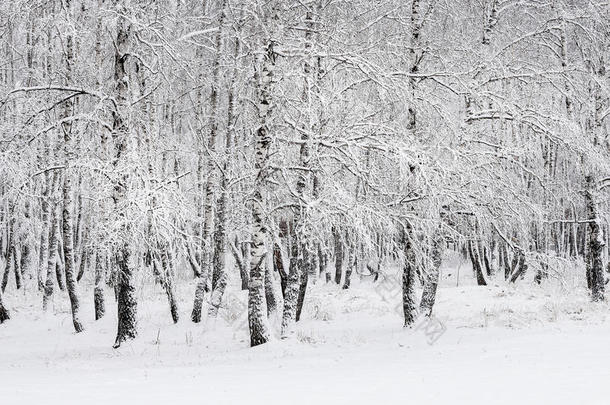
[{"xmin": 0, "ymin": 0, "xmax": 608, "ymax": 346}]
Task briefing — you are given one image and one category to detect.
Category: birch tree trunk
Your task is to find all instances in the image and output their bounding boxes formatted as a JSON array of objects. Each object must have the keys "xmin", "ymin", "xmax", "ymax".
[
  {"xmin": 230, "ymin": 237, "xmax": 250, "ymax": 290},
  {"xmin": 584, "ymin": 50, "xmax": 606, "ymax": 301},
  {"xmin": 38, "ymin": 164, "xmax": 51, "ymax": 291},
  {"xmin": 273, "ymin": 240, "xmax": 287, "ymax": 296},
  {"xmin": 76, "ymin": 247, "xmax": 89, "ymax": 283},
  {"xmin": 153, "ymin": 248, "xmax": 179, "ymax": 323},
  {"xmin": 281, "ymin": 6, "xmax": 315, "ymax": 336},
  {"xmin": 0, "ymin": 287, "xmax": 9, "ymax": 323},
  {"xmin": 468, "ymin": 240, "xmax": 487, "ymax": 286},
  {"xmin": 8, "ymin": 206, "xmax": 21, "ymax": 291},
  {"xmin": 94, "ymin": 251, "xmax": 105, "ymax": 320},
  {"xmin": 19, "ymin": 236, "xmax": 31, "ymax": 283},
  {"xmin": 62, "ymin": 173, "xmax": 84, "ymax": 332},
  {"xmin": 55, "ymin": 230, "xmax": 66, "ymax": 292},
  {"xmin": 264, "ymin": 261, "xmax": 278, "ymax": 315},
  {"xmin": 1, "ymin": 205, "xmax": 18, "ymax": 292},
  {"xmin": 192, "ymin": 0, "xmax": 226, "ymax": 323},
  {"xmin": 501, "ymin": 242, "xmax": 511, "ymax": 280},
  {"xmin": 112, "ymin": 0, "xmax": 137, "ymax": 348},
  {"xmin": 585, "ymin": 175, "xmax": 605, "ymax": 302},
  {"xmin": 43, "ymin": 201, "xmax": 59, "ymax": 312},
  {"xmin": 419, "ymin": 231, "xmax": 443, "ymax": 317},
  {"xmin": 295, "ymin": 249, "xmax": 309, "ymax": 321},
  {"xmin": 333, "ymin": 226, "xmax": 343, "ymax": 284},
  {"xmin": 248, "ymin": 35, "xmax": 275, "ymax": 347},
  {"xmin": 509, "ymin": 250, "xmax": 528, "ymax": 283},
  {"xmin": 402, "ymin": 226, "xmax": 417, "ymax": 327},
  {"xmin": 342, "ymin": 236, "xmax": 354, "ymax": 290},
  {"xmin": 60, "ymin": 0, "xmax": 84, "ymax": 333},
  {"xmin": 208, "ymin": 0, "xmax": 229, "ymax": 320},
  {"xmin": 92, "ymin": 1, "xmax": 105, "ymax": 323},
  {"xmin": 281, "ymin": 220, "xmax": 301, "ymax": 335},
  {"xmin": 191, "ymin": 157, "xmax": 214, "ymax": 317}
]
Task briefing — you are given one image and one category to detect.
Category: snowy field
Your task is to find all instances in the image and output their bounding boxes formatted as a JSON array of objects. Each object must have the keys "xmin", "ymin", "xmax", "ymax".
[{"xmin": 1, "ymin": 256, "xmax": 609, "ymax": 405}]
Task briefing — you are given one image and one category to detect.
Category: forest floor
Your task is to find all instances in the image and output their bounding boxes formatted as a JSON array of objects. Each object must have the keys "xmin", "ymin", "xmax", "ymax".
[{"xmin": 1, "ymin": 254, "xmax": 609, "ymax": 404}]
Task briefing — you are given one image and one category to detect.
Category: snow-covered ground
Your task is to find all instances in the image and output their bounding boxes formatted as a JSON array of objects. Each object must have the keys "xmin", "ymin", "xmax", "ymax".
[{"xmin": 1, "ymin": 255, "xmax": 609, "ymax": 404}]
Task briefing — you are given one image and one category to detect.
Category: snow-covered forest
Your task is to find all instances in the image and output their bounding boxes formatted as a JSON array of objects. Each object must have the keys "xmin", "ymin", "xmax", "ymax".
[{"xmin": 0, "ymin": 0, "xmax": 609, "ymax": 403}]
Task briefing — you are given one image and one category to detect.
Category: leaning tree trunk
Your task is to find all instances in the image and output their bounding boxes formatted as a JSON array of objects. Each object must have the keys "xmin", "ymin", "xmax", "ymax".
[
  {"xmin": 0, "ymin": 288, "xmax": 9, "ymax": 323},
  {"xmin": 154, "ymin": 248, "xmax": 179, "ymax": 323},
  {"xmin": 112, "ymin": 1, "xmax": 137, "ymax": 348},
  {"xmin": 295, "ymin": 247, "xmax": 310, "ymax": 322},
  {"xmin": 509, "ymin": 250, "xmax": 528, "ymax": 283},
  {"xmin": 419, "ymin": 231, "xmax": 443, "ymax": 317},
  {"xmin": 501, "ymin": 242, "xmax": 511, "ymax": 280},
  {"xmin": 76, "ymin": 246, "xmax": 89, "ymax": 282},
  {"xmin": 1, "ymin": 255, "xmax": 10, "ymax": 293},
  {"xmin": 482, "ymin": 244, "xmax": 492, "ymax": 277},
  {"xmin": 273, "ymin": 241, "xmax": 288, "ymax": 297},
  {"xmin": 55, "ymin": 225, "xmax": 66, "ymax": 292},
  {"xmin": 467, "ymin": 240, "xmax": 487, "ymax": 286},
  {"xmin": 230, "ymin": 238, "xmax": 250, "ymax": 290}
]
